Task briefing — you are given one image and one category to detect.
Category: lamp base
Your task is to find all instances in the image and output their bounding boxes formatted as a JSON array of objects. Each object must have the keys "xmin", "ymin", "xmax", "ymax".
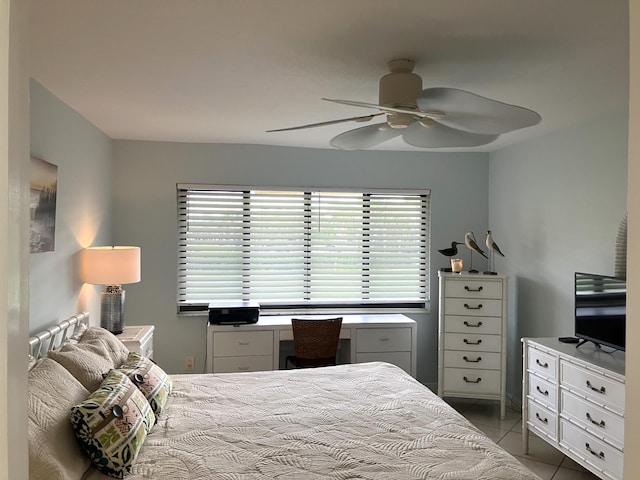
[{"xmin": 101, "ymin": 285, "xmax": 126, "ymax": 334}]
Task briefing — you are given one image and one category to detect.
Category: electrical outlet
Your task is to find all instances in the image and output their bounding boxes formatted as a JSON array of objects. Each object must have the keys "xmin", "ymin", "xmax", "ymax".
[{"xmin": 184, "ymin": 355, "xmax": 195, "ymax": 372}]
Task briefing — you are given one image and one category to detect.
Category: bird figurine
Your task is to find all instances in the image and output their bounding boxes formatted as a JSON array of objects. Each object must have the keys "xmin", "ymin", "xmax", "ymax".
[
  {"xmin": 438, "ymin": 241, "xmax": 463, "ymax": 257},
  {"xmin": 464, "ymin": 232, "xmax": 488, "ymax": 259},
  {"xmin": 464, "ymin": 231, "xmax": 487, "ymax": 273},
  {"xmin": 485, "ymin": 230, "xmax": 505, "ymax": 257},
  {"xmin": 485, "ymin": 230, "xmax": 505, "ymax": 274}
]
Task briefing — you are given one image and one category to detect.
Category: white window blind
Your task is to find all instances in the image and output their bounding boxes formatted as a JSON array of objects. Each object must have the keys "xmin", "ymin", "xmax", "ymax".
[{"xmin": 177, "ymin": 185, "xmax": 430, "ymax": 311}]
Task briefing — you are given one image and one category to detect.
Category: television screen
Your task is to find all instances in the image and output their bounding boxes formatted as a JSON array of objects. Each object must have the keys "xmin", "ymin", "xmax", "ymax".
[{"xmin": 574, "ymin": 272, "xmax": 626, "ymax": 351}]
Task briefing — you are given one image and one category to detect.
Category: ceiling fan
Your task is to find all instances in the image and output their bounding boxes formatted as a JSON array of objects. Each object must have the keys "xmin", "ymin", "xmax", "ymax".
[{"xmin": 267, "ymin": 59, "xmax": 541, "ymax": 150}]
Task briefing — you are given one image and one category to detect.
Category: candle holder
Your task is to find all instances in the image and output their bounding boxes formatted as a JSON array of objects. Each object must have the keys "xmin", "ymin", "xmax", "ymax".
[{"xmin": 450, "ymin": 258, "xmax": 463, "ymax": 273}]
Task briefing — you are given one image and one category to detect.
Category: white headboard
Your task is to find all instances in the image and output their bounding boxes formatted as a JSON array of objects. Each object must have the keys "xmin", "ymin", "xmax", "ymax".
[{"xmin": 28, "ymin": 312, "xmax": 90, "ymax": 360}]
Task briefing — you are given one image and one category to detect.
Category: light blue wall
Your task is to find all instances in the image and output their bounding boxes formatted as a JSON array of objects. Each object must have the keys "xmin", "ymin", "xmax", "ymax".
[
  {"xmin": 29, "ymin": 80, "xmax": 113, "ymax": 332},
  {"xmin": 112, "ymin": 141, "xmax": 490, "ymax": 386},
  {"xmin": 488, "ymin": 110, "xmax": 629, "ymax": 396}
]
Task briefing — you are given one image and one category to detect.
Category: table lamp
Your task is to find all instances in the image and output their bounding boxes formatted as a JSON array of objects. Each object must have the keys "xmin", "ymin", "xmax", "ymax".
[{"xmin": 83, "ymin": 246, "xmax": 141, "ymax": 334}]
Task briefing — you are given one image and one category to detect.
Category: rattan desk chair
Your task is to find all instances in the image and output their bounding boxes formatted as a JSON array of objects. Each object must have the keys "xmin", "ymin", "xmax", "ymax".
[{"xmin": 285, "ymin": 317, "xmax": 343, "ymax": 368}]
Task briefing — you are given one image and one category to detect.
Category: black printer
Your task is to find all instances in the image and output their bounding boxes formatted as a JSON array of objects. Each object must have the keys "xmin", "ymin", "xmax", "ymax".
[{"xmin": 208, "ymin": 301, "xmax": 260, "ymax": 325}]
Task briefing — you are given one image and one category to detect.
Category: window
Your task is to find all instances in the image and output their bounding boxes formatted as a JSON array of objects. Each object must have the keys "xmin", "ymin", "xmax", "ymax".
[{"xmin": 177, "ymin": 185, "xmax": 430, "ymax": 312}]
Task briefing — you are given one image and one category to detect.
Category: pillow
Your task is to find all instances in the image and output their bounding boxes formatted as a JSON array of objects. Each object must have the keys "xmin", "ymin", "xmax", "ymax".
[
  {"xmin": 81, "ymin": 327, "xmax": 130, "ymax": 368},
  {"xmin": 70, "ymin": 369, "xmax": 156, "ymax": 478},
  {"xmin": 28, "ymin": 358, "xmax": 92, "ymax": 480},
  {"xmin": 117, "ymin": 352, "xmax": 172, "ymax": 420},
  {"xmin": 48, "ymin": 341, "xmax": 115, "ymax": 391}
]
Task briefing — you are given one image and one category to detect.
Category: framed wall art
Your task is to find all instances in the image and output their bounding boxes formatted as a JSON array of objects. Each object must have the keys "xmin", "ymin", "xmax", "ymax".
[{"xmin": 30, "ymin": 155, "xmax": 58, "ymax": 253}]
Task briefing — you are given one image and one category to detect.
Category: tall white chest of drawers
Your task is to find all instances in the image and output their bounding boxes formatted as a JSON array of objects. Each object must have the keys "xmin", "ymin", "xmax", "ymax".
[
  {"xmin": 523, "ymin": 338, "xmax": 625, "ymax": 480},
  {"xmin": 438, "ymin": 272, "xmax": 507, "ymax": 418}
]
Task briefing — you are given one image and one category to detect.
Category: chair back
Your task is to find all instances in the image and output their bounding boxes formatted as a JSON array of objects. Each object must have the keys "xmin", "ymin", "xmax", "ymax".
[{"xmin": 291, "ymin": 317, "xmax": 343, "ymax": 368}]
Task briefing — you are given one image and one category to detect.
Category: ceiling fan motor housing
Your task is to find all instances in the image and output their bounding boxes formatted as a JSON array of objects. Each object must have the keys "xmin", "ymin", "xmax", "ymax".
[{"xmin": 379, "ymin": 59, "xmax": 422, "ymax": 128}]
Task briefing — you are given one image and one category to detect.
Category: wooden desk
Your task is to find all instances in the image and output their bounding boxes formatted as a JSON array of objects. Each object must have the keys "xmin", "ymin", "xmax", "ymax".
[{"xmin": 206, "ymin": 314, "xmax": 417, "ymax": 377}]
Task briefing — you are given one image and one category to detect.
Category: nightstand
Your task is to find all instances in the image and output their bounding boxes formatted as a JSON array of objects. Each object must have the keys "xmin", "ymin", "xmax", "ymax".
[{"xmin": 116, "ymin": 325, "xmax": 154, "ymax": 359}]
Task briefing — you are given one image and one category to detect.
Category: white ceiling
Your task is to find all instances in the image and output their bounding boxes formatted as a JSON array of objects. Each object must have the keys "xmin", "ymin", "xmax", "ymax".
[{"xmin": 29, "ymin": 0, "xmax": 629, "ymax": 152}]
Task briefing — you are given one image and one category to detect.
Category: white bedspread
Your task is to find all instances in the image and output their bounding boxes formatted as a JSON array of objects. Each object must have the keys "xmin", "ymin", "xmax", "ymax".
[{"xmin": 85, "ymin": 362, "xmax": 539, "ymax": 479}]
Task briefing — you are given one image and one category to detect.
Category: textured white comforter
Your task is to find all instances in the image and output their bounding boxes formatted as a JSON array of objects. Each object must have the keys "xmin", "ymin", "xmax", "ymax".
[{"xmin": 84, "ymin": 362, "xmax": 539, "ymax": 479}]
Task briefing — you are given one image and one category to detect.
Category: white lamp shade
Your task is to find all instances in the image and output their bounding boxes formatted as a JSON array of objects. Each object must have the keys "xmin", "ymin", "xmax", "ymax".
[{"xmin": 83, "ymin": 246, "xmax": 141, "ymax": 285}]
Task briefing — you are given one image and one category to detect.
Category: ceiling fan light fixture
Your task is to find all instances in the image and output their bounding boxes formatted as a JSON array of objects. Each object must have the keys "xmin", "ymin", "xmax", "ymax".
[{"xmin": 387, "ymin": 112, "xmax": 414, "ymax": 129}]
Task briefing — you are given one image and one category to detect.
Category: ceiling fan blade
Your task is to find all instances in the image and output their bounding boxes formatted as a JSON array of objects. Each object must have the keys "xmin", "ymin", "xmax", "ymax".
[
  {"xmin": 322, "ymin": 98, "xmax": 442, "ymax": 119},
  {"xmin": 417, "ymin": 88, "xmax": 541, "ymax": 135},
  {"xmin": 402, "ymin": 121, "xmax": 499, "ymax": 148},
  {"xmin": 266, "ymin": 113, "xmax": 384, "ymax": 132},
  {"xmin": 330, "ymin": 123, "xmax": 402, "ymax": 150}
]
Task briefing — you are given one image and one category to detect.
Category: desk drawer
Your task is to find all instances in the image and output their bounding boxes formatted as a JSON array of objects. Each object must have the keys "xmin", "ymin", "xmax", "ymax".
[
  {"xmin": 356, "ymin": 351, "xmax": 411, "ymax": 373},
  {"xmin": 212, "ymin": 331, "xmax": 273, "ymax": 357},
  {"xmin": 356, "ymin": 327, "xmax": 411, "ymax": 353},
  {"xmin": 444, "ymin": 298, "xmax": 502, "ymax": 317},
  {"xmin": 213, "ymin": 355, "xmax": 273, "ymax": 373}
]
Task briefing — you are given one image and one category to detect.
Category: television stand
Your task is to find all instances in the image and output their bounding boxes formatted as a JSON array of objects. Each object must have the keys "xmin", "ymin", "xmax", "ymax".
[{"xmin": 522, "ymin": 337, "xmax": 625, "ymax": 480}]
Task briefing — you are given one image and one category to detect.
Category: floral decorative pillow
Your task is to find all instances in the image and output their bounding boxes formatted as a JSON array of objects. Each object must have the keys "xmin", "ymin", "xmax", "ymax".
[
  {"xmin": 70, "ymin": 369, "xmax": 155, "ymax": 478},
  {"xmin": 117, "ymin": 352, "xmax": 172, "ymax": 421}
]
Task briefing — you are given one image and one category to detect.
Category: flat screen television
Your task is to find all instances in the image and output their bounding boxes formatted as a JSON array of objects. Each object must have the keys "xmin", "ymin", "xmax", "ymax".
[{"xmin": 574, "ymin": 272, "xmax": 626, "ymax": 351}]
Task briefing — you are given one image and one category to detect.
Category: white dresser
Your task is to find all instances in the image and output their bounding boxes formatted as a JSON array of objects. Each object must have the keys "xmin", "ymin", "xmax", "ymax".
[
  {"xmin": 522, "ymin": 338, "xmax": 625, "ymax": 480},
  {"xmin": 206, "ymin": 314, "xmax": 417, "ymax": 376},
  {"xmin": 116, "ymin": 325, "xmax": 154, "ymax": 359},
  {"xmin": 437, "ymin": 272, "xmax": 507, "ymax": 418}
]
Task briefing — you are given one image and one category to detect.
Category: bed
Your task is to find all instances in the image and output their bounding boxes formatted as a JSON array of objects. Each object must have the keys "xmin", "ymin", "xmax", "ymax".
[{"xmin": 28, "ymin": 313, "xmax": 540, "ymax": 480}]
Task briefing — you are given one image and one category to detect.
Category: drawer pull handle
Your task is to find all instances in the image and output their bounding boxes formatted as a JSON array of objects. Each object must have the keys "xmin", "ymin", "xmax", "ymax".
[
  {"xmin": 586, "ymin": 412, "xmax": 606, "ymax": 428},
  {"xmin": 536, "ymin": 385, "xmax": 549, "ymax": 396},
  {"xmin": 379, "ymin": 337, "xmax": 390, "ymax": 342},
  {"xmin": 464, "ymin": 286, "xmax": 484, "ymax": 292},
  {"xmin": 238, "ymin": 366, "xmax": 249, "ymax": 371},
  {"xmin": 586, "ymin": 380, "xmax": 606, "ymax": 394},
  {"xmin": 463, "ymin": 321, "xmax": 483, "ymax": 328},
  {"xmin": 535, "ymin": 359, "xmax": 549, "ymax": 368},
  {"xmin": 585, "ymin": 443, "xmax": 605, "ymax": 460},
  {"xmin": 463, "ymin": 376, "xmax": 482, "ymax": 384},
  {"xmin": 238, "ymin": 341, "xmax": 250, "ymax": 346},
  {"xmin": 464, "ymin": 303, "xmax": 483, "ymax": 310},
  {"xmin": 463, "ymin": 356, "xmax": 482, "ymax": 363},
  {"xmin": 463, "ymin": 338, "xmax": 482, "ymax": 345},
  {"xmin": 535, "ymin": 412, "xmax": 548, "ymax": 424}
]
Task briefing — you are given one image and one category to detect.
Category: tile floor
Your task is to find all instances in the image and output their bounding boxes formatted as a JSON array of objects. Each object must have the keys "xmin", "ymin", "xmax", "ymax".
[{"xmin": 445, "ymin": 398, "xmax": 601, "ymax": 480}]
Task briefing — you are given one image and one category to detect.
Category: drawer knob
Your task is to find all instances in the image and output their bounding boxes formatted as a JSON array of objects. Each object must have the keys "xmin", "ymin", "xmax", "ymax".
[
  {"xmin": 463, "ymin": 356, "xmax": 482, "ymax": 363},
  {"xmin": 464, "ymin": 285, "xmax": 483, "ymax": 292},
  {"xmin": 586, "ymin": 412, "xmax": 606, "ymax": 428},
  {"xmin": 535, "ymin": 358, "xmax": 549, "ymax": 368},
  {"xmin": 585, "ymin": 443, "xmax": 605, "ymax": 460},
  {"xmin": 463, "ymin": 376, "xmax": 482, "ymax": 384},
  {"xmin": 463, "ymin": 338, "xmax": 482, "ymax": 345},
  {"xmin": 464, "ymin": 303, "xmax": 483, "ymax": 310},
  {"xmin": 535, "ymin": 412, "xmax": 548, "ymax": 424},
  {"xmin": 463, "ymin": 320, "xmax": 483, "ymax": 328},
  {"xmin": 586, "ymin": 380, "xmax": 606, "ymax": 394},
  {"xmin": 238, "ymin": 341, "xmax": 250, "ymax": 346},
  {"xmin": 536, "ymin": 385, "xmax": 549, "ymax": 396}
]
